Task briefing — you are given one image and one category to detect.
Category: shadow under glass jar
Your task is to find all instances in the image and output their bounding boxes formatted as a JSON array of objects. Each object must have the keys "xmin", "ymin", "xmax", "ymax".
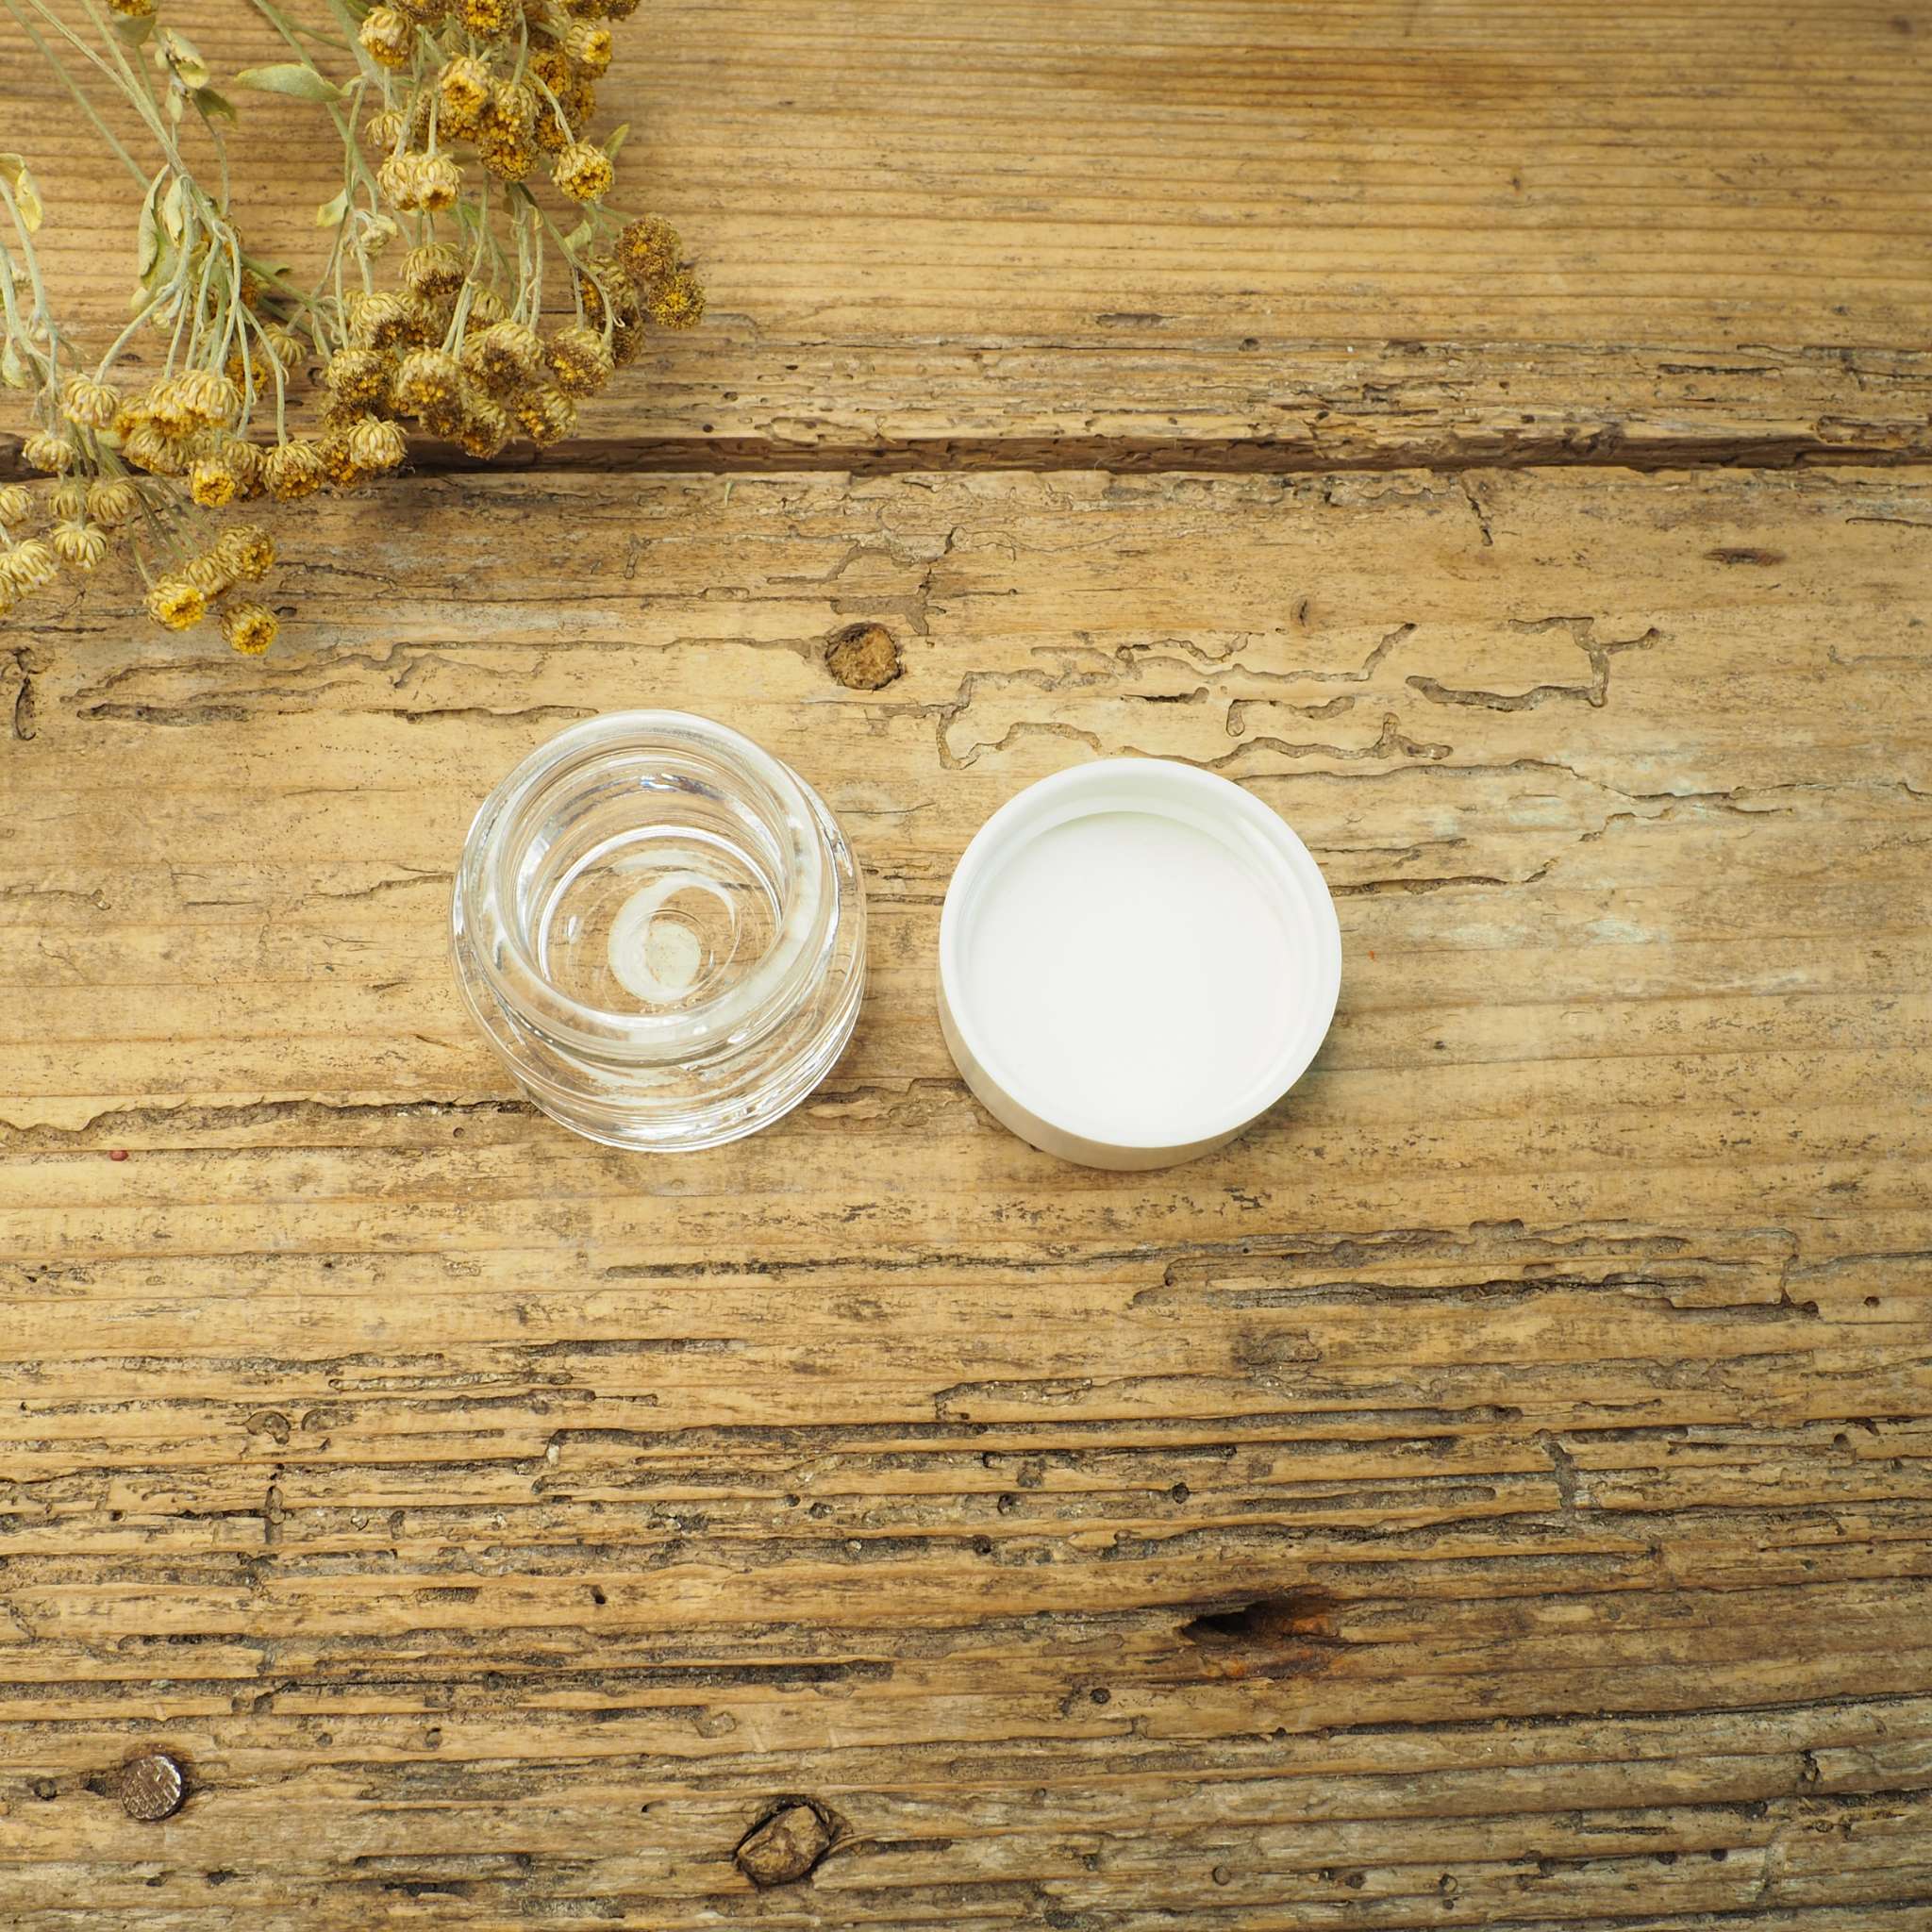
[{"xmin": 451, "ymin": 711, "xmax": 866, "ymax": 1151}]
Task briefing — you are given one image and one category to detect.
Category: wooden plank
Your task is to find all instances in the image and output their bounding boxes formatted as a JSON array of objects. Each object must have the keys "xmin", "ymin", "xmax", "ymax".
[
  {"xmin": 2, "ymin": 462, "xmax": 1930, "ymax": 1924},
  {"xmin": 5, "ymin": 1, "xmax": 1932, "ymax": 470}
]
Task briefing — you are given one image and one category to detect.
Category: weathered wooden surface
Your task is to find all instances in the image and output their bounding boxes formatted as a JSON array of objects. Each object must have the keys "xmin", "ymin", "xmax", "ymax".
[
  {"xmin": 3, "ymin": 465, "xmax": 1931, "ymax": 1924},
  {"xmin": 7, "ymin": 0, "xmax": 1932, "ymax": 1924},
  {"xmin": 7, "ymin": 0, "xmax": 1932, "ymax": 470}
]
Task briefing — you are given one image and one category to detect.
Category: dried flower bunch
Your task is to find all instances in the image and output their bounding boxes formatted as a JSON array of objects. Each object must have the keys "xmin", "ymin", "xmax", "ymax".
[{"xmin": 0, "ymin": 0, "xmax": 703, "ymax": 649}]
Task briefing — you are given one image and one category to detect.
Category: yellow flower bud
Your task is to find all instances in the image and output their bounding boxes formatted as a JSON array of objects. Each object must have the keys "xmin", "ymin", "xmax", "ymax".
[
  {"xmin": 393, "ymin": 348, "xmax": 464, "ymax": 418},
  {"xmin": 221, "ymin": 438, "xmax": 264, "ymax": 497},
  {"xmin": 480, "ymin": 132, "xmax": 536, "ymax": 182},
  {"xmin": 545, "ymin": 324, "xmax": 614, "ymax": 397},
  {"xmin": 358, "ymin": 6, "xmax": 415, "ymax": 69},
  {"xmin": 143, "ymin": 375, "xmax": 194, "ymax": 433},
  {"xmin": 616, "ymin": 216, "xmax": 682, "ymax": 291},
  {"xmin": 215, "ymin": 524, "xmax": 276, "ymax": 582},
  {"xmin": 349, "ymin": 291, "xmax": 414, "ymax": 350},
  {"xmin": 260, "ymin": 325, "xmax": 305, "ymax": 373},
  {"xmin": 263, "ymin": 439, "xmax": 327, "ymax": 501},
  {"xmin": 2, "ymin": 539, "xmax": 59, "ymax": 591},
  {"xmin": 377, "ymin": 153, "xmax": 423, "ymax": 213},
  {"xmin": 318, "ymin": 429, "xmax": 366, "ymax": 488},
  {"xmin": 463, "ymin": 286, "xmax": 507, "ymax": 326},
  {"xmin": 52, "ymin": 521, "xmax": 109, "ymax": 572},
  {"xmin": 123, "ymin": 424, "xmax": 184, "ymax": 475},
  {"xmin": 456, "ymin": 0, "xmax": 516, "ymax": 36},
  {"xmin": 456, "ymin": 394, "xmax": 513, "ymax": 459},
  {"xmin": 404, "ymin": 241, "xmax": 465, "ymax": 300},
  {"xmin": 87, "ymin": 478, "xmax": 142, "ymax": 527},
  {"xmin": 325, "ymin": 347, "xmax": 394, "ymax": 408},
  {"xmin": 60, "ymin": 375, "xmax": 123, "ymax": 430},
  {"xmin": 347, "ymin": 414, "xmax": 408, "ymax": 473},
  {"xmin": 145, "ymin": 575, "xmax": 208, "ymax": 631},
  {"xmin": 552, "ymin": 142, "xmax": 613, "ymax": 204},
  {"xmin": 222, "ymin": 602, "xmax": 279, "ymax": 655},
  {"xmin": 21, "ymin": 430, "xmax": 75, "ymax": 474},
  {"xmin": 185, "ymin": 550, "xmax": 239, "ymax": 597},
  {"xmin": 648, "ymin": 267, "xmax": 707, "ymax": 331},
  {"xmin": 437, "ymin": 56, "xmax": 491, "ymax": 138},
  {"xmin": 190, "ymin": 458, "xmax": 240, "ymax": 508},
  {"xmin": 181, "ymin": 370, "xmax": 242, "ymax": 428},
  {"xmin": 565, "ymin": 22, "xmax": 612, "ymax": 74},
  {"xmin": 470, "ymin": 320, "xmax": 545, "ymax": 394},
  {"xmin": 419, "ymin": 154, "xmax": 461, "ymax": 213},
  {"xmin": 511, "ymin": 385, "xmax": 576, "ymax": 446}
]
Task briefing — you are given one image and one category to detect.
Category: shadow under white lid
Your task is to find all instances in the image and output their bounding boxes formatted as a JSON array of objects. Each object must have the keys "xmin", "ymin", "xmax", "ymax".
[{"xmin": 957, "ymin": 808, "xmax": 1299, "ymax": 1144}]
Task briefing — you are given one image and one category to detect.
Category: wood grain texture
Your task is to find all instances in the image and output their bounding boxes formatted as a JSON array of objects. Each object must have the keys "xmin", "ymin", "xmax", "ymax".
[
  {"xmin": 5, "ymin": 0, "xmax": 1932, "ymax": 470},
  {"xmin": 7, "ymin": 0, "xmax": 1932, "ymax": 1921},
  {"xmin": 3, "ymin": 464, "xmax": 1931, "ymax": 1925}
]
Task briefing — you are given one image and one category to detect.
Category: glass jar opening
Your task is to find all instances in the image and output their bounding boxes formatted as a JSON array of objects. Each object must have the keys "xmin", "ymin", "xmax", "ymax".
[{"xmin": 461, "ymin": 712, "xmax": 832, "ymax": 1064}]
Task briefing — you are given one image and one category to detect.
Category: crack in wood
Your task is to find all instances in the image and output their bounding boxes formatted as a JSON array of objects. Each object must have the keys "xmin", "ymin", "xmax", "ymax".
[
  {"xmin": 5, "ymin": 646, "xmax": 42, "ymax": 741},
  {"xmin": 9, "ymin": 429, "xmax": 1914, "ymax": 485}
]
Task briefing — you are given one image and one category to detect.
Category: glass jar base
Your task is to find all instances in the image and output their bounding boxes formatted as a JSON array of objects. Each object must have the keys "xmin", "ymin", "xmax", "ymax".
[{"xmin": 465, "ymin": 943, "xmax": 865, "ymax": 1152}]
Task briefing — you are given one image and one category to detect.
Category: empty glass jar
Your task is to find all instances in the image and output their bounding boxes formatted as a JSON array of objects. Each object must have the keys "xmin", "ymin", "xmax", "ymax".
[{"xmin": 451, "ymin": 711, "xmax": 866, "ymax": 1150}]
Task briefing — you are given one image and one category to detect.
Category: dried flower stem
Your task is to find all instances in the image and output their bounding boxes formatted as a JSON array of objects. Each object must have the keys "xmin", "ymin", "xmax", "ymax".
[{"xmin": 4, "ymin": 0, "xmax": 708, "ymax": 645}]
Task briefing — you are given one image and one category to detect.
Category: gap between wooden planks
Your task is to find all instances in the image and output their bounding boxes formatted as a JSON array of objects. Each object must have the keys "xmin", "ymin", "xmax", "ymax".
[{"xmin": 3, "ymin": 462, "xmax": 1931, "ymax": 1926}]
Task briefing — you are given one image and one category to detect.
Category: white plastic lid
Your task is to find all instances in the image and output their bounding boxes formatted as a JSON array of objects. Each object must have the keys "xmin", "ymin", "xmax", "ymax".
[{"xmin": 938, "ymin": 759, "xmax": 1341, "ymax": 1170}]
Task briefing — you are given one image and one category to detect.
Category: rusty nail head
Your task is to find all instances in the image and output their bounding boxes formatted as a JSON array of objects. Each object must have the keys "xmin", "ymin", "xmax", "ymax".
[{"xmin": 115, "ymin": 1751, "xmax": 186, "ymax": 1822}]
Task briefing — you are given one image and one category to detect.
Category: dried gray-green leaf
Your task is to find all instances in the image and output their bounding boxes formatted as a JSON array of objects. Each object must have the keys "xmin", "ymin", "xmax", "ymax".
[
  {"xmin": 135, "ymin": 169, "xmax": 166, "ymax": 282},
  {"xmin": 159, "ymin": 176, "xmax": 187, "ymax": 245},
  {"xmin": 156, "ymin": 28, "xmax": 209, "ymax": 89},
  {"xmin": 232, "ymin": 63, "xmax": 342, "ymax": 103},
  {"xmin": 0, "ymin": 156, "xmax": 45, "ymax": 235}
]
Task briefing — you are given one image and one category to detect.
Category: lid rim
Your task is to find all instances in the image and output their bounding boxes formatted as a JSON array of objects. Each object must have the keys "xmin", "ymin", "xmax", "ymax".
[{"xmin": 939, "ymin": 758, "xmax": 1342, "ymax": 1155}]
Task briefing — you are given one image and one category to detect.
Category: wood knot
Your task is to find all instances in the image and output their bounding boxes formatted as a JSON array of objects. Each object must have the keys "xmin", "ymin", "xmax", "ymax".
[
  {"xmin": 91, "ymin": 1750, "xmax": 187, "ymax": 1822},
  {"xmin": 1705, "ymin": 547, "xmax": 1784, "ymax": 567},
  {"xmin": 824, "ymin": 623, "xmax": 902, "ymax": 691},
  {"xmin": 735, "ymin": 1798, "xmax": 838, "ymax": 1887}
]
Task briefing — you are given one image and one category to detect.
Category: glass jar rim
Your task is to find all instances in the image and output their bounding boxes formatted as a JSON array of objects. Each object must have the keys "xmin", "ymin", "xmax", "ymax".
[{"xmin": 457, "ymin": 710, "xmax": 832, "ymax": 1062}]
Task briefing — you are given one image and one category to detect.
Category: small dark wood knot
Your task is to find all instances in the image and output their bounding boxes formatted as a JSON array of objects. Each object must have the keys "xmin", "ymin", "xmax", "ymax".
[
  {"xmin": 735, "ymin": 1798, "xmax": 837, "ymax": 1887},
  {"xmin": 1179, "ymin": 1590, "xmax": 1342, "ymax": 1678},
  {"xmin": 824, "ymin": 623, "xmax": 903, "ymax": 691},
  {"xmin": 106, "ymin": 1751, "xmax": 187, "ymax": 1822}
]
